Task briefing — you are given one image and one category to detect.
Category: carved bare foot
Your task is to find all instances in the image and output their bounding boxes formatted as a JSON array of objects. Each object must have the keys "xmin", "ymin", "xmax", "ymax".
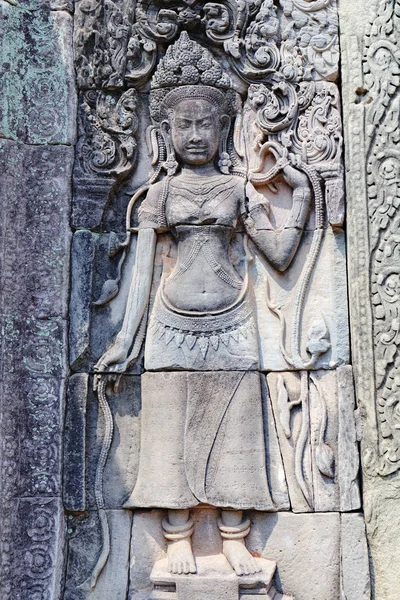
[
  {"xmin": 162, "ymin": 509, "xmax": 196, "ymax": 575},
  {"xmin": 167, "ymin": 538, "xmax": 197, "ymax": 574},
  {"xmin": 218, "ymin": 509, "xmax": 261, "ymax": 576},
  {"xmin": 222, "ymin": 538, "xmax": 261, "ymax": 576}
]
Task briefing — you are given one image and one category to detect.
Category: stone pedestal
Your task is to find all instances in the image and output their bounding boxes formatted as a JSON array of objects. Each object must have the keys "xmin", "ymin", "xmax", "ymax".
[{"xmin": 149, "ymin": 555, "xmax": 292, "ymax": 600}]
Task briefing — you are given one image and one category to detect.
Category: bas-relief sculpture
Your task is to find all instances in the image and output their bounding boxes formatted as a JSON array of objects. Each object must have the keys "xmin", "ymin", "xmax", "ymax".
[{"xmin": 64, "ymin": 1, "xmax": 370, "ymax": 599}]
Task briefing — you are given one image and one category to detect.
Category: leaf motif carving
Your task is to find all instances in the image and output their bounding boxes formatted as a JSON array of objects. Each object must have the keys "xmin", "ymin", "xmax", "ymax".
[
  {"xmin": 315, "ymin": 442, "xmax": 335, "ymax": 479},
  {"xmin": 93, "ymin": 279, "xmax": 120, "ymax": 306}
]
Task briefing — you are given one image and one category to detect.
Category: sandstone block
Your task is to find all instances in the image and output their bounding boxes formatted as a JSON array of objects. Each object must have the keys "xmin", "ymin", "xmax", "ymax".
[
  {"xmin": 267, "ymin": 369, "xmax": 361, "ymax": 513},
  {"xmin": 0, "ymin": 8, "xmax": 76, "ymax": 144},
  {"xmin": 64, "ymin": 373, "xmax": 88, "ymax": 511},
  {"xmin": 0, "ymin": 497, "xmax": 65, "ymax": 600},
  {"xmin": 69, "ymin": 230, "xmax": 144, "ymax": 373},
  {"xmin": 64, "ymin": 509, "xmax": 132, "ymax": 600},
  {"xmin": 130, "ymin": 509, "xmax": 343, "ymax": 600},
  {"xmin": 85, "ymin": 375, "xmax": 142, "ymax": 509},
  {"xmin": 255, "ymin": 228, "xmax": 349, "ymax": 371},
  {"xmin": 340, "ymin": 513, "xmax": 371, "ymax": 600},
  {"xmin": 0, "ymin": 140, "xmax": 73, "ymax": 318}
]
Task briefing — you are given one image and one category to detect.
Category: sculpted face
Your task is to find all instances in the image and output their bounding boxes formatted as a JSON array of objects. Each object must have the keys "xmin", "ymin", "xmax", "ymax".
[{"xmin": 168, "ymin": 98, "xmax": 222, "ymax": 166}]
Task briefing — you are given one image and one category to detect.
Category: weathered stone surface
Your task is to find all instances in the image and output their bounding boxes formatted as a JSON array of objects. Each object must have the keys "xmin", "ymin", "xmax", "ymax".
[
  {"xmin": 78, "ymin": 22, "xmax": 359, "ymax": 599},
  {"xmin": 64, "ymin": 373, "xmax": 88, "ymax": 512},
  {"xmin": 70, "ymin": 231, "xmax": 96, "ymax": 370},
  {"xmin": 267, "ymin": 372, "xmax": 313, "ymax": 513},
  {"xmin": 0, "ymin": 0, "xmax": 374, "ymax": 596},
  {"xmin": 338, "ymin": 365, "xmax": 361, "ymax": 511},
  {"xmin": 267, "ymin": 369, "xmax": 360, "ymax": 513},
  {"xmin": 249, "ymin": 512, "xmax": 341, "ymax": 600},
  {"xmin": 129, "ymin": 509, "xmax": 166, "ymax": 600},
  {"xmin": 130, "ymin": 509, "xmax": 343, "ymax": 600},
  {"xmin": 124, "ymin": 371, "xmax": 287, "ymax": 511},
  {"xmin": 255, "ymin": 228, "xmax": 349, "ymax": 371},
  {"xmin": 97, "ymin": 228, "xmax": 348, "ymax": 374},
  {"xmin": 85, "ymin": 375, "xmax": 141, "ymax": 509},
  {"xmin": 74, "ymin": 0, "xmax": 338, "ymax": 90},
  {"xmin": 364, "ymin": 485, "xmax": 400, "ymax": 599},
  {"xmin": 261, "ymin": 376, "xmax": 290, "ymax": 511},
  {"xmin": 14, "ymin": 497, "xmax": 65, "ymax": 600},
  {"xmin": 0, "ymin": 313, "xmax": 67, "ymax": 596},
  {"xmin": 150, "ymin": 555, "xmax": 280, "ymax": 600},
  {"xmin": 2, "ymin": 0, "xmax": 73, "ymax": 11},
  {"xmin": 69, "ymin": 230, "xmax": 144, "ymax": 373},
  {"xmin": 64, "ymin": 509, "xmax": 132, "ymax": 600},
  {"xmin": 72, "ymin": 89, "xmax": 140, "ymax": 231},
  {"xmin": 1, "ymin": 497, "xmax": 65, "ymax": 599},
  {"xmin": 1, "ymin": 2, "xmax": 75, "ymax": 600},
  {"xmin": 340, "ymin": 0, "xmax": 400, "ymax": 597},
  {"xmin": 308, "ymin": 370, "xmax": 340, "ymax": 512},
  {"xmin": 340, "ymin": 513, "xmax": 370, "ymax": 600},
  {"xmin": 0, "ymin": 140, "xmax": 73, "ymax": 318},
  {"xmin": 0, "ymin": 7, "xmax": 76, "ymax": 144},
  {"xmin": 0, "ymin": 315, "xmax": 67, "ymax": 498}
]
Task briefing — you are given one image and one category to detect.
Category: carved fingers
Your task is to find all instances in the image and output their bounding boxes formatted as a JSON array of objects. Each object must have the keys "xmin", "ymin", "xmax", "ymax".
[
  {"xmin": 281, "ymin": 160, "xmax": 310, "ymax": 190},
  {"xmin": 94, "ymin": 339, "xmax": 129, "ymax": 374},
  {"xmin": 93, "ymin": 372, "xmax": 123, "ymax": 393},
  {"xmin": 93, "ymin": 340, "xmax": 130, "ymax": 392},
  {"xmin": 245, "ymin": 181, "xmax": 270, "ymax": 213}
]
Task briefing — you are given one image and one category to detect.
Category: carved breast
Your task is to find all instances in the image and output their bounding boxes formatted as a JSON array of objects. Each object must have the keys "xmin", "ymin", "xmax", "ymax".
[{"xmin": 165, "ymin": 173, "xmax": 245, "ymax": 228}]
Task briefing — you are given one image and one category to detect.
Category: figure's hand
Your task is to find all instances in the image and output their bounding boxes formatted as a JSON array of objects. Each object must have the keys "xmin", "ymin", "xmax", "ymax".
[
  {"xmin": 281, "ymin": 159, "xmax": 309, "ymax": 189},
  {"xmin": 94, "ymin": 337, "xmax": 129, "ymax": 391},
  {"xmin": 246, "ymin": 181, "xmax": 270, "ymax": 214}
]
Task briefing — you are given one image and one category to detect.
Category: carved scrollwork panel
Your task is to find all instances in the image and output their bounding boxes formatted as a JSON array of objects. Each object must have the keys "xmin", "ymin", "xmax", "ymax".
[
  {"xmin": 357, "ymin": 0, "xmax": 400, "ymax": 475},
  {"xmin": 73, "ymin": 88, "xmax": 139, "ymax": 229}
]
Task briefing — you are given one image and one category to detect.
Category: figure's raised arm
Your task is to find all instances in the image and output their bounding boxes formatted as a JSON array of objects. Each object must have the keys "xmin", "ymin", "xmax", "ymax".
[{"xmin": 244, "ymin": 162, "xmax": 312, "ymax": 272}]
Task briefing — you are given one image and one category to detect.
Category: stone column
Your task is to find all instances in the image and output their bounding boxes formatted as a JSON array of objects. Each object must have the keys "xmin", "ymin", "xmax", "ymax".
[
  {"xmin": 340, "ymin": 0, "xmax": 400, "ymax": 597},
  {"xmin": 0, "ymin": 0, "xmax": 76, "ymax": 596}
]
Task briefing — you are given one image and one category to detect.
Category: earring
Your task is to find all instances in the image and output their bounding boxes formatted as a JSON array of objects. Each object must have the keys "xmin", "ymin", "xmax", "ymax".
[
  {"xmin": 163, "ymin": 151, "xmax": 179, "ymax": 176},
  {"xmin": 218, "ymin": 151, "xmax": 232, "ymax": 175},
  {"xmin": 160, "ymin": 123, "xmax": 179, "ymax": 176},
  {"xmin": 218, "ymin": 131, "xmax": 232, "ymax": 174}
]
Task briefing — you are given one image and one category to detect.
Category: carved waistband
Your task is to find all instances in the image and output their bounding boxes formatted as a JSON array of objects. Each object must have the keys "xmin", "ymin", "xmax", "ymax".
[{"xmin": 154, "ymin": 287, "xmax": 254, "ymax": 335}]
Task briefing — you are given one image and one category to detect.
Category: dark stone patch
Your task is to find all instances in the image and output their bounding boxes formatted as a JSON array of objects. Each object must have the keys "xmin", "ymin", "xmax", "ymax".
[{"xmin": 0, "ymin": 140, "xmax": 73, "ymax": 318}]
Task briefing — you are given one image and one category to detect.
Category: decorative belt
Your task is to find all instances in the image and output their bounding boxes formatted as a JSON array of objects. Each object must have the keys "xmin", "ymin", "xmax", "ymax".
[{"xmin": 153, "ymin": 276, "xmax": 254, "ymax": 336}]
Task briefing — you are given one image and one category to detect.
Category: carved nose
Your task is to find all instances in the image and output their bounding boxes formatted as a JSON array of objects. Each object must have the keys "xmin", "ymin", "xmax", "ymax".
[{"xmin": 190, "ymin": 127, "xmax": 202, "ymax": 142}]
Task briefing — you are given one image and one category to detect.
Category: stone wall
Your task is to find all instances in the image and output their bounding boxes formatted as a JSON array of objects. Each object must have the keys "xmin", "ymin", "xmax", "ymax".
[
  {"xmin": 1, "ymin": 0, "xmax": 398, "ymax": 598},
  {"xmin": 0, "ymin": 0, "xmax": 76, "ymax": 596}
]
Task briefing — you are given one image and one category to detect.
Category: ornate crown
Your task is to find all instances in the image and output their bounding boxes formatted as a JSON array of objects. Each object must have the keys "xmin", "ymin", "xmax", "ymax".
[{"xmin": 150, "ymin": 31, "xmax": 234, "ymax": 122}]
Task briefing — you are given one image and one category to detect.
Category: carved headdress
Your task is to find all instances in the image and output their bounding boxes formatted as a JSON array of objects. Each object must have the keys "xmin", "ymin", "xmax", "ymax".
[
  {"xmin": 149, "ymin": 31, "xmax": 233, "ymax": 123},
  {"xmin": 148, "ymin": 32, "xmax": 242, "ymax": 176}
]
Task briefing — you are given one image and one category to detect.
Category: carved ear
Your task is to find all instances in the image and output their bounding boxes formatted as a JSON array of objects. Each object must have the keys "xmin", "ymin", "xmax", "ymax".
[
  {"xmin": 218, "ymin": 115, "xmax": 232, "ymax": 174},
  {"xmin": 220, "ymin": 114, "xmax": 230, "ymax": 138},
  {"xmin": 146, "ymin": 125, "xmax": 160, "ymax": 166},
  {"xmin": 160, "ymin": 120, "xmax": 178, "ymax": 176},
  {"xmin": 160, "ymin": 120, "xmax": 171, "ymax": 146}
]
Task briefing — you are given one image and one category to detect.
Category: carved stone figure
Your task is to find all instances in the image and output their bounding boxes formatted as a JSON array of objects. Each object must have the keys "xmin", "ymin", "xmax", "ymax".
[
  {"xmin": 1, "ymin": 0, "xmax": 383, "ymax": 595},
  {"xmin": 94, "ymin": 32, "xmax": 311, "ymax": 584}
]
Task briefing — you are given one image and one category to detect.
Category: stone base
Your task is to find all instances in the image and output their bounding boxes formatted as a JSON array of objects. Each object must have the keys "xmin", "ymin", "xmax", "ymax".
[{"xmin": 149, "ymin": 555, "xmax": 293, "ymax": 600}]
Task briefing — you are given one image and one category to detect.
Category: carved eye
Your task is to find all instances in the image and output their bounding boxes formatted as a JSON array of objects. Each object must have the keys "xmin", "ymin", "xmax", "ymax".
[{"xmin": 177, "ymin": 121, "xmax": 190, "ymax": 130}]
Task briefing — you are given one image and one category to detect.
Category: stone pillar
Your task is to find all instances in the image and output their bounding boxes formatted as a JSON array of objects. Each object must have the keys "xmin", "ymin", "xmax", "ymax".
[
  {"xmin": 0, "ymin": 0, "xmax": 76, "ymax": 596},
  {"xmin": 339, "ymin": 0, "xmax": 400, "ymax": 597}
]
